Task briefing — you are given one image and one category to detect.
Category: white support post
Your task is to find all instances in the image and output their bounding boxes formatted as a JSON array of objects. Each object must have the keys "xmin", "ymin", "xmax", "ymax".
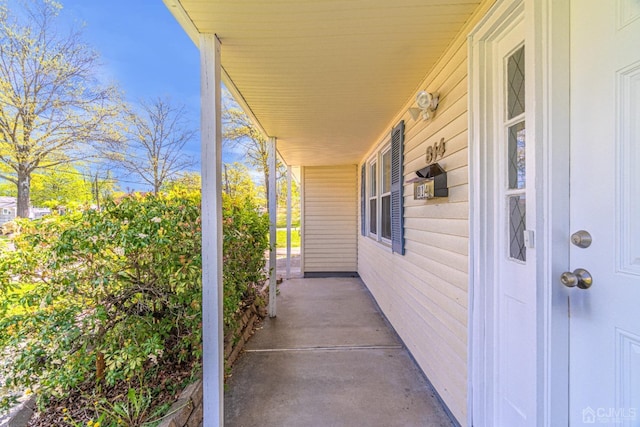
[
  {"xmin": 268, "ymin": 137, "xmax": 277, "ymax": 317},
  {"xmin": 299, "ymin": 166, "xmax": 305, "ymax": 276},
  {"xmin": 286, "ymin": 166, "xmax": 292, "ymax": 279},
  {"xmin": 199, "ymin": 33, "xmax": 223, "ymax": 426}
]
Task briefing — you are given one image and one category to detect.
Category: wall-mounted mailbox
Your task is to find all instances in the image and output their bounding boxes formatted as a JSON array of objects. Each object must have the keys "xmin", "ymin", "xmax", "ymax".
[{"xmin": 413, "ymin": 163, "xmax": 448, "ymax": 200}]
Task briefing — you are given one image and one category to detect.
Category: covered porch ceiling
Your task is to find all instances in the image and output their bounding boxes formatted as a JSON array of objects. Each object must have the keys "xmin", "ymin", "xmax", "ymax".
[{"xmin": 164, "ymin": 0, "xmax": 482, "ymax": 167}]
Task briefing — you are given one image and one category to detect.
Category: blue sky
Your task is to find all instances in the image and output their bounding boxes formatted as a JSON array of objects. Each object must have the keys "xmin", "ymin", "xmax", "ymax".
[
  {"xmin": 61, "ymin": 1, "xmax": 200, "ymax": 108},
  {"xmin": 59, "ymin": 0, "xmax": 202, "ymax": 163},
  {"xmin": 53, "ymin": 0, "xmax": 246, "ymax": 187}
]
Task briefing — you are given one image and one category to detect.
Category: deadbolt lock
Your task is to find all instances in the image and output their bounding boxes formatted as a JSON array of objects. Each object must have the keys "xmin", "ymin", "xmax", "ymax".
[{"xmin": 571, "ymin": 230, "xmax": 592, "ymax": 248}]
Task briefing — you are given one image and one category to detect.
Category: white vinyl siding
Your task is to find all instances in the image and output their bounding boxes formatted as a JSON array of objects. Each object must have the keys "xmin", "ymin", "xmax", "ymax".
[
  {"xmin": 302, "ymin": 165, "xmax": 358, "ymax": 273},
  {"xmin": 357, "ymin": 2, "xmax": 493, "ymax": 424}
]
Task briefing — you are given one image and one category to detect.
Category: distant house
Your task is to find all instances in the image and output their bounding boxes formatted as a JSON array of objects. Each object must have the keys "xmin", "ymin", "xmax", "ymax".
[
  {"xmin": 0, "ymin": 197, "xmax": 17, "ymax": 225},
  {"xmin": 0, "ymin": 197, "xmax": 51, "ymax": 226},
  {"xmin": 31, "ymin": 207, "xmax": 51, "ymax": 220}
]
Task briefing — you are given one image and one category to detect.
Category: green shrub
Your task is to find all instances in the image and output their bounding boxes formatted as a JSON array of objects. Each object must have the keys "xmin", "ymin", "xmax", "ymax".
[
  {"xmin": 222, "ymin": 192, "xmax": 269, "ymax": 330},
  {"xmin": 0, "ymin": 191, "xmax": 268, "ymax": 414},
  {"xmin": 0, "ymin": 220, "xmax": 19, "ymax": 236},
  {"xmin": 0, "ymin": 194, "xmax": 202, "ymax": 405}
]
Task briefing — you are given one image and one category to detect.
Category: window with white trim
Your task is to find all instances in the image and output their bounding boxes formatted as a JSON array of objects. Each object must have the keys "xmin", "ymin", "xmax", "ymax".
[
  {"xmin": 361, "ymin": 121, "xmax": 405, "ymax": 254},
  {"xmin": 368, "ymin": 160, "xmax": 377, "ymax": 236},
  {"xmin": 380, "ymin": 147, "xmax": 392, "ymax": 241},
  {"xmin": 367, "ymin": 144, "xmax": 392, "ymax": 243}
]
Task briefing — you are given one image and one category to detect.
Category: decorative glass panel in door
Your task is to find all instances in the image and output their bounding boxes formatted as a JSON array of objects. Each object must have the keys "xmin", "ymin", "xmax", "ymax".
[{"xmin": 505, "ymin": 46, "xmax": 526, "ymax": 262}]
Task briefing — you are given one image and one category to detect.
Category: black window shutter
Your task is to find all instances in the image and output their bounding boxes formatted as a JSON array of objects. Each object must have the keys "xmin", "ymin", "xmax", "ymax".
[
  {"xmin": 360, "ymin": 164, "xmax": 366, "ymax": 236},
  {"xmin": 390, "ymin": 120, "xmax": 405, "ymax": 255}
]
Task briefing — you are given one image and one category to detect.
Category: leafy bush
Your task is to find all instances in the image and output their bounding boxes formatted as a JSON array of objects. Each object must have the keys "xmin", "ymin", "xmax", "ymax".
[
  {"xmin": 222, "ymin": 192, "xmax": 269, "ymax": 330},
  {"xmin": 0, "ymin": 194, "xmax": 201, "ymax": 407},
  {"xmin": 0, "ymin": 191, "xmax": 268, "ymax": 418},
  {"xmin": 1, "ymin": 220, "xmax": 19, "ymax": 235}
]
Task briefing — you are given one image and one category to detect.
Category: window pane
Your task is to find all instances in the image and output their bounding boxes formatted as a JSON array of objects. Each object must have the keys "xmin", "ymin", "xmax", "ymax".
[
  {"xmin": 509, "ymin": 195, "xmax": 526, "ymax": 261},
  {"xmin": 507, "ymin": 46, "xmax": 525, "ymax": 119},
  {"xmin": 370, "ymin": 163, "xmax": 377, "ymax": 196},
  {"xmin": 508, "ymin": 121, "xmax": 526, "ymax": 189},
  {"xmin": 382, "ymin": 150, "xmax": 391, "ymax": 194},
  {"xmin": 381, "ymin": 195, "xmax": 391, "ymax": 240},
  {"xmin": 369, "ymin": 199, "xmax": 377, "ymax": 234}
]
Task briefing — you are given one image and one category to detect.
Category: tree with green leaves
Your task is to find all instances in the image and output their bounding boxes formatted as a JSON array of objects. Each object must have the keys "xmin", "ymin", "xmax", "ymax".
[
  {"xmin": 0, "ymin": 0, "xmax": 121, "ymax": 217},
  {"xmin": 0, "ymin": 164, "xmax": 117, "ymax": 210},
  {"xmin": 223, "ymin": 162, "xmax": 263, "ymax": 206},
  {"xmin": 161, "ymin": 171, "xmax": 201, "ymax": 195},
  {"xmin": 86, "ymin": 167, "xmax": 118, "ymax": 210},
  {"xmin": 222, "ymin": 92, "xmax": 286, "ymax": 203},
  {"xmin": 277, "ymin": 174, "xmax": 301, "ymax": 227},
  {"xmin": 29, "ymin": 164, "xmax": 92, "ymax": 208}
]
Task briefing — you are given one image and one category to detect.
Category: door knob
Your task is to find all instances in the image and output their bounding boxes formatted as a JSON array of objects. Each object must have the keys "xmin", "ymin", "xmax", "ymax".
[{"xmin": 560, "ymin": 268, "xmax": 593, "ymax": 289}]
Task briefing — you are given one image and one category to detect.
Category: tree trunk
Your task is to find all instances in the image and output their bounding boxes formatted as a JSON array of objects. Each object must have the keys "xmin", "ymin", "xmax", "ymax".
[
  {"xmin": 93, "ymin": 173, "xmax": 101, "ymax": 210},
  {"xmin": 16, "ymin": 171, "xmax": 31, "ymax": 218},
  {"xmin": 96, "ymin": 351, "xmax": 105, "ymax": 383}
]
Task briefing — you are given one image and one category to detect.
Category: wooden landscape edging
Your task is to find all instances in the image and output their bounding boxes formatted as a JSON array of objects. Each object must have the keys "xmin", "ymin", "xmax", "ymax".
[
  {"xmin": 224, "ymin": 298, "xmax": 267, "ymax": 367},
  {"xmin": 158, "ymin": 292, "xmax": 268, "ymax": 427}
]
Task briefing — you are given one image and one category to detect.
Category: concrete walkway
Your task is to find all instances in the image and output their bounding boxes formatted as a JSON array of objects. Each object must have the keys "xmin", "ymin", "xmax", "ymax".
[{"xmin": 224, "ymin": 277, "xmax": 454, "ymax": 426}]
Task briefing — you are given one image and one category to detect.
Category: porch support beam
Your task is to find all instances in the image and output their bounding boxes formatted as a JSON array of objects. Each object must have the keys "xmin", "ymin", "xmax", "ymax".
[
  {"xmin": 199, "ymin": 33, "xmax": 224, "ymax": 425},
  {"xmin": 268, "ymin": 137, "xmax": 277, "ymax": 317},
  {"xmin": 286, "ymin": 165, "xmax": 292, "ymax": 279}
]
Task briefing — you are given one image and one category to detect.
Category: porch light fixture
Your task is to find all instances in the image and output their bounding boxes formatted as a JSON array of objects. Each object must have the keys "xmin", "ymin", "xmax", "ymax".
[{"xmin": 409, "ymin": 91, "xmax": 439, "ymax": 121}]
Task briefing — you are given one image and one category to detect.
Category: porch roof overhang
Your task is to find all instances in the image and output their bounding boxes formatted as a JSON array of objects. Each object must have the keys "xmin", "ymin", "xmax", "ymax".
[{"xmin": 164, "ymin": 0, "xmax": 481, "ymax": 167}]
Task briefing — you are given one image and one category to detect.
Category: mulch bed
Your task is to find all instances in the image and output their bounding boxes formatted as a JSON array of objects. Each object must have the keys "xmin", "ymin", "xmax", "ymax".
[
  {"xmin": 25, "ymin": 287, "xmax": 269, "ymax": 427},
  {"xmin": 27, "ymin": 360, "xmax": 197, "ymax": 427}
]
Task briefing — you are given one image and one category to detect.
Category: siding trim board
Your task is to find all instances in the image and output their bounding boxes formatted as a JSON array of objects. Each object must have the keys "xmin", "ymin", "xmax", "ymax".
[
  {"xmin": 303, "ymin": 272, "xmax": 359, "ymax": 278},
  {"xmin": 360, "ymin": 164, "xmax": 366, "ymax": 236}
]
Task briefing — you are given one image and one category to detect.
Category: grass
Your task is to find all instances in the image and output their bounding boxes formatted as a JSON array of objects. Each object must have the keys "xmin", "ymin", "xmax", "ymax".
[{"xmin": 276, "ymin": 228, "xmax": 300, "ymax": 248}]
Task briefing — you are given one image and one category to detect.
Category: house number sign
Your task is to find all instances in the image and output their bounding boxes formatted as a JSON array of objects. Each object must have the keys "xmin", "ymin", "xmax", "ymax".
[{"xmin": 426, "ymin": 138, "xmax": 446, "ymax": 165}]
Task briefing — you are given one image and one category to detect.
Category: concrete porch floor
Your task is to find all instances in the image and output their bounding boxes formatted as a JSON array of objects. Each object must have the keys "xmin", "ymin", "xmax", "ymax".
[{"xmin": 224, "ymin": 277, "xmax": 455, "ymax": 426}]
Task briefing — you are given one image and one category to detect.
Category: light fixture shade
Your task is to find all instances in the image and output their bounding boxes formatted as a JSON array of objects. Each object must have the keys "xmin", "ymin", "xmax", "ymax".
[
  {"xmin": 410, "ymin": 90, "xmax": 440, "ymax": 121},
  {"xmin": 408, "ymin": 108, "xmax": 422, "ymax": 121},
  {"xmin": 416, "ymin": 91, "xmax": 434, "ymax": 109}
]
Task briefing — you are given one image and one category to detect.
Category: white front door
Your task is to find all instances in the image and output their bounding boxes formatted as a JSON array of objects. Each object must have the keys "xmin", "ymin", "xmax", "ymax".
[{"xmin": 569, "ymin": 0, "xmax": 640, "ymax": 424}]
